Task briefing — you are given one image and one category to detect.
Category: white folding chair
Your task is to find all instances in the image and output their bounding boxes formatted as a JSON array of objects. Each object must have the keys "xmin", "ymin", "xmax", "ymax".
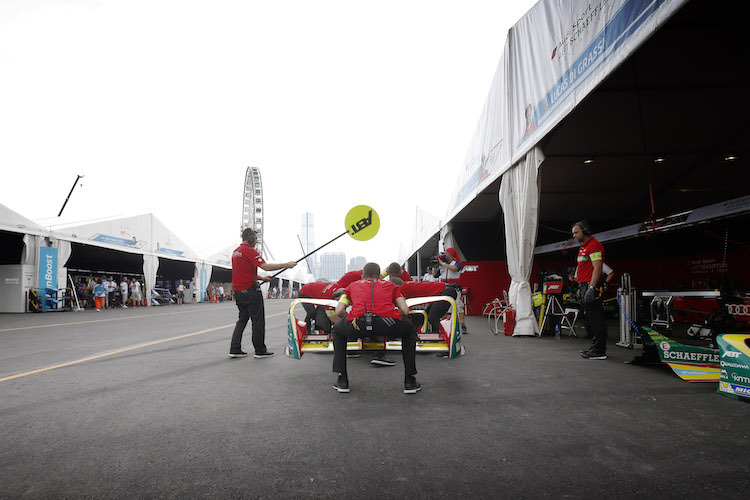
[{"xmin": 560, "ymin": 307, "xmax": 579, "ymax": 337}]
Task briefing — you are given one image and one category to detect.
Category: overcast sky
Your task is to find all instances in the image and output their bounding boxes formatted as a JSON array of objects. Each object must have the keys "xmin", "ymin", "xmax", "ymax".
[{"xmin": 0, "ymin": 0, "xmax": 537, "ymax": 270}]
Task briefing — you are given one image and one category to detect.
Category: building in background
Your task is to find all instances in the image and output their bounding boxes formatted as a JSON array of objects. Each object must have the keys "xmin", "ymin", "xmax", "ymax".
[
  {"xmin": 347, "ymin": 256, "xmax": 366, "ymax": 272},
  {"xmin": 319, "ymin": 252, "xmax": 345, "ymax": 281},
  {"xmin": 300, "ymin": 212, "xmax": 317, "ymax": 277}
]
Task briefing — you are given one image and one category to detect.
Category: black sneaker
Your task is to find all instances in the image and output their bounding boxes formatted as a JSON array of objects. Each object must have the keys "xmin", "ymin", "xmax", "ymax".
[
  {"xmin": 581, "ymin": 351, "xmax": 607, "ymax": 360},
  {"xmin": 333, "ymin": 375, "xmax": 350, "ymax": 393},
  {"xmin": 461, "ymin": 324, "xmax": 468, "ymax": 335},
  {"xmin": 404, "ymin": 376, "xmax": 422, "ymax": 394},
  {"xmin": 228, "ymin": 351, "xmax": 248, "ymax": 358},
  {"xmin": 371, "ymin": 354, "xmax": 396, "ymax": 367},
  {"xmin": 346, "ymin": 352, "xmax": 362, "ymax": 358},
  {"xmin": 254, "ymin": 351, "xmax": 274, "ymax": 359}
]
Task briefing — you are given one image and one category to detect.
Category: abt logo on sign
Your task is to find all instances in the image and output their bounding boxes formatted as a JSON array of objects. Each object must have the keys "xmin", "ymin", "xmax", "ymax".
[{"xmin": 722, "ymin": 351, "xmax": 742, "ymax": 359}]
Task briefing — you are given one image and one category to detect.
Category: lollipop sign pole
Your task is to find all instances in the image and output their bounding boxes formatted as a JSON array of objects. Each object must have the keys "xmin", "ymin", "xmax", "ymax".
[{"xmin": 269, "ymin": 205, "xmax": 379, "ymax": 280}]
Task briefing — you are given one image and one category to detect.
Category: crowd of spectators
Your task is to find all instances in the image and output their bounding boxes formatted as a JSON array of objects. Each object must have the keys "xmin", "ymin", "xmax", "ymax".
[
  {"xmin": 74, "ymin": 276, "xmax": 144, "ymax": 311},
  {"xmin": 71, "ymin": 276, "xmax": 234, "ymax": 310}
]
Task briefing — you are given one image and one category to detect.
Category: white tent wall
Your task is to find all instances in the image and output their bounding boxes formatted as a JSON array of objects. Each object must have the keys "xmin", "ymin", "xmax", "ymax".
[
  {"xmin": 499, "ymin": 147, "xmax": 545, "ymax": 336},
  {"xmin": 202, "ymin": 263, "xmax": 212, "ymax": 302},
  {"xmin": 56, "ymin": 239, "xmax": 72, "ymax": 290},
  {"xmin": 439, "ymin": 223, "xmax": 466, "ymax": 262},
  {"xmin": 143, "ymin": 255, "xmax": 159, "ymax": 307},
  {"xmin": 53, "ymin": 213, "xmax": 201, "ymax": 261}
]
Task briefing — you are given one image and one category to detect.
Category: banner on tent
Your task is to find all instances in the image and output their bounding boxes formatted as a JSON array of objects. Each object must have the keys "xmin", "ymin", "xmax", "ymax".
[
  {"xmin": 510, "ymin": 0, "xmax": 687, "ymax": 155},
  {"xmin": 449, "ymin": 0, "xmax": 687, "ymax": 219}
]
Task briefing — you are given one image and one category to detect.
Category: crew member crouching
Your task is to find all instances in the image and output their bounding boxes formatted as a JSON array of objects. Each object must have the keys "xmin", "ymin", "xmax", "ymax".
[
  {"xmin": 298, "ymin": 281, "xmax": 342, "ymax": 334},
  {"xmin": 392, "ymin": 278, "xmax": 459, "ymax": 334},
  {"xmin": 330, "ymin": 262, "xmax": 421, "ymax": 394}
]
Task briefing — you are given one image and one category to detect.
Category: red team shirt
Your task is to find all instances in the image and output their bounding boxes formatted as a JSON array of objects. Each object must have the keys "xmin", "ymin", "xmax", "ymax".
[
  {"xmin": 334, "ymin": 270, "xmax": 363, "ymax": 290},
  {"xmin": 335, "ymin": 268, "xmax": 412, "ymax": 290},
  {"xmin": 340, "ymin": 279, "xmax": 403, "ymax": 320},
  {"xmin": 399, "ymin": 281, "xmax": 445, "ymax": 298},
  {"xmin": 231, "ymin": 243, "xmax": 266, "ymax": 290},
  {"xmin": 576, "ymin": 237, "xmax": 604, "ymax": 284},
  {"xmin": 299, "ymin": 281, "xmax": 338, "ymax": 299}
]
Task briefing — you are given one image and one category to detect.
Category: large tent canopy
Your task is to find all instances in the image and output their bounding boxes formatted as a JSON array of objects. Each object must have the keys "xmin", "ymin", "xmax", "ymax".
[{"xmin": 403, "ymin": 0, "xmax": 749, "ymax": 334}]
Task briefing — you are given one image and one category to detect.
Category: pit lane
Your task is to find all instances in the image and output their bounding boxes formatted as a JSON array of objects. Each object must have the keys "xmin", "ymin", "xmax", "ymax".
[{"xmin": 1, "ymin": 301, "xmax": 748, "ymax": 498}]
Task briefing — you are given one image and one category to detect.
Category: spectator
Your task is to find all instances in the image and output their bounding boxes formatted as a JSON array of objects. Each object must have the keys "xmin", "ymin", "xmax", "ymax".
[
  {"xmin": 218, "ymin": 284, "xmax": 225, "ymax": 302},
  {"xmin": 120, "ymin": 277, "xmax": 129, "ymax": 308},
  {"xmin": 108, "ymin": 276, "xmax": 117, "ymax": 308},
  {"xmin": 131, "ymin": 278, "xmax": 142, "ymax": 306},
  {"xmin": 93, "ymin": 278, "xmax": 106, "ymax": 311},
  {"xmin": 191, "ymin": 281, "xmax": 198, "ymax": 303},
  {"xmin": 176, "ymin": 280, "xmax": 185, "ymax": 305}
]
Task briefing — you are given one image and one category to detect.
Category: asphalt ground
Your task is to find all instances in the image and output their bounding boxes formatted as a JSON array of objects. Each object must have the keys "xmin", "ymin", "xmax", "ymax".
[{"xmin": 1, "ymin": 301, "xmax": 749, "ymax": 499}]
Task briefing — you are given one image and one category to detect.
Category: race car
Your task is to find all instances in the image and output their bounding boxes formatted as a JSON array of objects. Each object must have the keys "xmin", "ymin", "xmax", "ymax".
[
  {"xmin": 285, "ymin": 296, "xmax": 465, "ymax": 359},
  {"xmin": 640, "ymin": 327, "xmax": 721, "ymax": 382}
]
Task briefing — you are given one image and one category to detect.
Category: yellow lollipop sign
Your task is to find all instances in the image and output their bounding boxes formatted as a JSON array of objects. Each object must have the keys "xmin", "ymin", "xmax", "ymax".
[
  {"xmin": 270, "ymin": 205, "xmax": 380, "ymax": 279},
  {"xmin": 345, "ymin": 205, "xmax": 380, "ymax": 241}
]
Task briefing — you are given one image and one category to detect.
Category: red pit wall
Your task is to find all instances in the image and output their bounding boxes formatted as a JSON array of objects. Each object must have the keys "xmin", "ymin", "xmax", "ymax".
[
  {"xmin": 458, "ymin": 261, "xmax": 511, "ymax": 316},
  {"xmin": 532, "ymin": 249, "xmax": 749, "ymax": 292},
  {"xmin": 458, "ymin": 249, "xmax": 748, "ymax": 316}
]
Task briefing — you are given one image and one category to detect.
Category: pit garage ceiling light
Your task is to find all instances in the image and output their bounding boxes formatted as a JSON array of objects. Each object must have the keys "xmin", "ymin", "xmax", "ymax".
[
  {"xmin": 583, "ymin": 158, "xmax": 595, "ymax": 165},
  {"xmin": 653, "ymin": 157, "xmax": 666, "ymax": 164},
  {"xmin": 724, "ymin": 154, "xmax": 738, "ymax": 162}
]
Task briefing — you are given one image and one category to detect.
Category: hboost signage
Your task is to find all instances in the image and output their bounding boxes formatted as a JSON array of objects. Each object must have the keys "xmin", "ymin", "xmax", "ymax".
[{"xmin": 38, "ymin": 246, "xmax": 58, "ymax": 310}]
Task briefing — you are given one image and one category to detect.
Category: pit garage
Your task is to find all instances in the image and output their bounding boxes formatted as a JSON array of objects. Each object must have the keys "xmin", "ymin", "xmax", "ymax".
[{"xmin": 405, "ymin": 0, "xmax": 749, "ymax": 344}]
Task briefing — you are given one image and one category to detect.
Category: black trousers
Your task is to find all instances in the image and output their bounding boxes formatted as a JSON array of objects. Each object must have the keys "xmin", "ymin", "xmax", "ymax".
[
  {"xmin": 332, "ymin": 316, "xmax": 417, "ymax": 377},
  {"xmin": 230, "ymin": 286, "xmax": 266, "ymax": 353},
  {"xmin": 426, "ymin": 285, "xmax": 458, "ymax": 332},
  {"xmin": 299, "ymin": 294, "xmax": 333, "ymax": 333},
  {"xmin": 580, "ymin": 283, "xmax": 607, "ymax": 353}
]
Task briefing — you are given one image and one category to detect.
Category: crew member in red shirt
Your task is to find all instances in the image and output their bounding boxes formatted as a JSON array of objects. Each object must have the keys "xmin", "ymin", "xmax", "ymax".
[
  {"xmin": 334, "ymin": 262, "xmax": 412, "ymax": 290},
  {"xmin": 330, "ymin": 262, "xmax": 421, "ymax": 394},
  {"xmin": 299, "ymin": 281, "xmax": 342, "ymax": 334},
  {"xmin": 383, "ymin": 262, "xmax": 412, "ymax": 283},
  {"xmin": 572, "ymin": 220, "xmax": 607, "ymax": 360},
  {"xmin": 229, "ymin": 228, "xmax": 296, "ymax": 359},
  {"xmin": 393, "ymin": 279, "xmax": 460, "ymax": 334}
]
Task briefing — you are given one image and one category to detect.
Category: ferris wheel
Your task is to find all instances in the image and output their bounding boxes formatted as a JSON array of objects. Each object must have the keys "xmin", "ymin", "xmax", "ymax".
[{"xmin": 241, "ymin": 167, "xmax": 265, "ymax": 257}]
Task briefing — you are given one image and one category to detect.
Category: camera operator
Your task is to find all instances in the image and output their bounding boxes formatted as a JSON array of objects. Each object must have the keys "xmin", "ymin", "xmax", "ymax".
[
  {"xmin": 436, "ymin": 247, "xmax": 467, "ymax": 335},
  {"xmin": 330, "ymin": 262, "xmax": 421, "ymax": 394}
]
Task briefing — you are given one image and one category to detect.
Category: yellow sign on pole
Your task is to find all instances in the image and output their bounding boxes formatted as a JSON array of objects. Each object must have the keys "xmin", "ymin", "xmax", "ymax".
[{"xmin": 345, "ymin": 205, "xmax": 380, "ymax": 241}]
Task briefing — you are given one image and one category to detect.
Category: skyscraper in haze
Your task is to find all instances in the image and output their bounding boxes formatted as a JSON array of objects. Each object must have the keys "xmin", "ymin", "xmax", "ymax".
[
  {"xmin": 348, "ymin": 256, "xmax": 366, "ymax": 272},
  {"xmin": 319, "ymin": 252, "xmax": 346, "ymax": 281},
  {"xmin": 300, "ymin": 212, "xmax": 316, "ymax": 276}
]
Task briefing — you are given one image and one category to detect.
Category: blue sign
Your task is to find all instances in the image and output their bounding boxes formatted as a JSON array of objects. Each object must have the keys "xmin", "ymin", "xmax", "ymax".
[
  {"xmin": 38, "ymin": 246, "xmax": 58, "ymax": 310},
  {"xmin": 90, "ymin": 233, "xmax": 138, "ymax": 247},
  {"xmin": 155, "ymin": 247, "xmax": 184, "ymax": 256}
]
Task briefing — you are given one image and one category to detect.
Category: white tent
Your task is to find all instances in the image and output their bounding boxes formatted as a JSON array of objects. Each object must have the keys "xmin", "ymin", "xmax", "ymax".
[
  {"xmin": 441, "ymin": 0, "xmax": 689, "ymax": 335},
  {"xmin": 0, "ymin": 203, "xmax": 51, "ymax": 312},
  {"xmin": 54, "ymin": 214, "xmax": 202, "ymax": 305}
]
